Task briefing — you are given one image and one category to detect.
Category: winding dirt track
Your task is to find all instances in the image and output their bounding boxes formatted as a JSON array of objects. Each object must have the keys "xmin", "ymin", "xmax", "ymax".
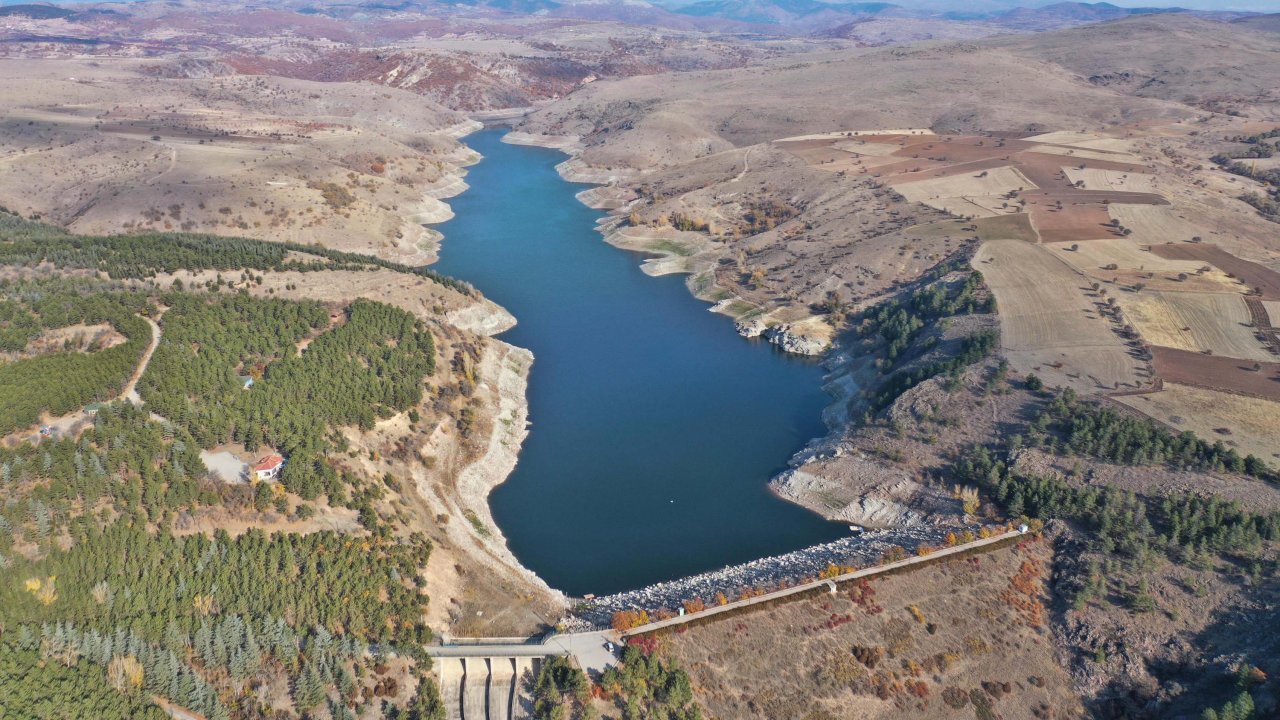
[
  {"xmin": 36, "ymin": 313, "xmax": 162, "ymax": 440},
  {"xmin": 123, "ymin": 314, "xmax": 161, "ymax": 404}
]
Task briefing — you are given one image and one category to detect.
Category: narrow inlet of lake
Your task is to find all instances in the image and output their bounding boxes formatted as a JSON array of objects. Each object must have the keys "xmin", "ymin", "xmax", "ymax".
[{"xmin": 432, "ymin": 129, "xmax": 845, "ymax": 597}]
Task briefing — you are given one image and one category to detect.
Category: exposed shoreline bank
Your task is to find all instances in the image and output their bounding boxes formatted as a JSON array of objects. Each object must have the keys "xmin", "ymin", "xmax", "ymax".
[
  {"xmin": 500, "ymin": 131, "xmax": 833, "ymax": 357},
  {"xmin": 496, "ymin": 128, "xmax": 876, "ymax": 530},
  {"xmin": 506, "ymin": 123, "xmax": 973, "ymax": 541}
]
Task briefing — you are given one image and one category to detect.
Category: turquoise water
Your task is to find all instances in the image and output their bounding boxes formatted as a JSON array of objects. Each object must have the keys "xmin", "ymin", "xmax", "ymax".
[{"xmin": 433, "ymin": 129, "xmax": 844, "ymax": 597}]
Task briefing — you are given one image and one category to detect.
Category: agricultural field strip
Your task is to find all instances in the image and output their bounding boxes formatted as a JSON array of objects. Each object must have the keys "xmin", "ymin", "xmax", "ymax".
[
  {"xmin": 1063, "ymin": 167, "xmax": 1158, "ymax": 194},
  {"xmin": 1151, "ymin": 346, "xmax": 1280, "ymax": 402},
  {"xmin": 976, "ymin": 238, "xmax": 1147, "ymax": 391},
  {"xmin": 1122, "ymin": 290, "xmax": 1275, "ymax": 363}
]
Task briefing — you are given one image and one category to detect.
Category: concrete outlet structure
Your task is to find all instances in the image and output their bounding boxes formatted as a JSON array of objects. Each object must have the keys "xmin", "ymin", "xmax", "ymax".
[{"xmin": 436, "ymin": 656, "xmax": 539, "ymax": 720}]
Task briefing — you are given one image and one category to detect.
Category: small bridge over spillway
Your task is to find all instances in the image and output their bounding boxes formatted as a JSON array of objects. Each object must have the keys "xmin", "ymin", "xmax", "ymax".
[{"xmin": 429, "ymin": 633, "xmax": 618, "ymax": 720}]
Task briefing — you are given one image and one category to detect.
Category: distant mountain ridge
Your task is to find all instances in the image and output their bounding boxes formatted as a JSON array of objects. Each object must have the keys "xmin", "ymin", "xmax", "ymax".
[
  {"xmin": 0, "ymin": 4, "xmax": 77, "ymax": 19},
  {"xmin": 655, "ymin": 0, "xmax": 1247, "ymax": 32},
  {"xmin": 0, "ymin": 0, "xmax": 1262, "ymax": 36},
  {"xmin": 673, "ymin": 0, "xmax": 900, "ymax": 24},
  {"xmin": 990, "ymin": 2, "xmax": 1189, "ymax": 30}
]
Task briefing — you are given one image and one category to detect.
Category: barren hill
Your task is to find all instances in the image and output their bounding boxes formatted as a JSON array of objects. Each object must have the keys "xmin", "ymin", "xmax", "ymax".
[
  {"xmin": 989, "ymin": 14, "xmax": 1280, "ymax": 107},
  {"xmin": 0, "ymin": 57, "xmax": 476, "ymax": 263},
  {"xmin": 519, "ymin": 15, "xmax": 1280, "ymax": 173}
]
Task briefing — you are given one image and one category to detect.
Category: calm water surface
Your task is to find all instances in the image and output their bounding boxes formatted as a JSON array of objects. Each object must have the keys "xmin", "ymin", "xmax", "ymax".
[{"xmin": 433, "ymin": 129, "xmax": 844, "ymax": 596}]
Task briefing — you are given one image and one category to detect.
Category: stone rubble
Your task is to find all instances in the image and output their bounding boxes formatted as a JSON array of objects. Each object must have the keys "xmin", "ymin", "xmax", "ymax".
[{"xmin": 572, "ymin": 526, "xmax": 959, "ymax": 627}]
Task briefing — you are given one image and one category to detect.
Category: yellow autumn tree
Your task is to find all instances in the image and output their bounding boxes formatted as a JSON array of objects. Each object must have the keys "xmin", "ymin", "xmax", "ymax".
[
  {"xmin": 108, "ymin": 655, "xmax": 145, "ymax": 692},
  {"xmin": 26, "ymin": 576, "xmax": 57, "ymax": 606}
]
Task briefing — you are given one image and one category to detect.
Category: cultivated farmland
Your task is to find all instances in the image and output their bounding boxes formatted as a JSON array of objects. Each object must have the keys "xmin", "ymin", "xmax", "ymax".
[
  {"xmin": 974, "ymin": 239, "xmax": 1148, "ymax": 393},
  {"xmin": 1150, "ymin": 346, "xmax": 1280, "ymax": 401},
  {"xmin": 1122, "ymin": 290, "xmax": 1275, "ymax": 362},
  {"xmin": 1046, "ymin": 239, "xmax": 1245, "ymax": 294},
  {"xmin": 1108, "ymin": 205, "xmax": 1210, "ymax": 245},
  {"xmin": 1151, "ymin": 243, "xmax": 1280, "ymax": 299},
  {"xmin": 1062, "ymin": 167, "xmax": 1159, "ymax": 193}
]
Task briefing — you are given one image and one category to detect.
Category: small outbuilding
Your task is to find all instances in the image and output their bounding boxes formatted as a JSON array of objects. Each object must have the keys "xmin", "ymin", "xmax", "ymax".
[{"xmin": 253, "ymin": 454, "xmax": 285, "ymax": 482}]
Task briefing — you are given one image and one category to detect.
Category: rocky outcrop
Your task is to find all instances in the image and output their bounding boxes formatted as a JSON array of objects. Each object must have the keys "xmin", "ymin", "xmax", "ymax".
[
  {"xmin": 407, "ymin": 194, "xmax": 455, "ymax": 225},
  {"xmin": 444, "ymin": 299, "xmax": 517, "ymax": 338},
  {"xmin": 575, "ymin": 185, "xmax": 635, "ymax": 210},
  {"xmin": 772, "ymin": 448, "xmax": 962, "ymax": 528},
  {"xmin": 763, "ymin": 323, "xmax": 829, "ymax": 356},
  {"xmin": 555, "ymin": 158, "xmax": 637, "ymax": 185},
  {"xmin": 424, "ymin": 174, "xmax": 470, "ymax": 200},
  {"xmin": 735, "ymin": 317, "xmax": 768, "ymax": 338},
  {"xmin": 500, "ymin": 131, "xmax": 581, "ymax": 151},
  {"xmin": 449, "ymin": 340, "xmax": 547, "ymax": 590}
]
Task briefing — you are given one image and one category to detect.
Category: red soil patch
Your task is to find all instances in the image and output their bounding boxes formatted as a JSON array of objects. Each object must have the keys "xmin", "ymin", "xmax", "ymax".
[
  {"xmin": 1151, "ymin": 244, "xmax": 1280, "ymax": 300},
  {"xmin": 1014, "ymin": 153, "xmax": 1165, "ymax": 244},
  {"xmin": 1026, "ymin": 202, "xmax": 1120, "ymax": 244},
  {"xmin": 894, "ymin": 136, "xmax": 1031, "ymax": 163},
  {"xmin": 840, "ymin": 134, "xmax": 907, "ymax": 144},
  {"xmin": 1151, "ymin": 346, "xmax": 1280, "ymax": 401},
  {"xmin": 880, "ymin": 156, "xmax": 1014, "ymax": 183},
  {"xmin": 1021, "ymin": 187, "xmax": 1166, "ymax": 244},
  {"xmin": 1013, "ymin": 151, "xmax": 1148, "ymax": 190},
  {"xmin": 785, "ymin": 135, "xmax": 1166, "ymax": 247},
  {"xmin": 874, "ymin": 158, "xmax": 953, "ymax": 179}
]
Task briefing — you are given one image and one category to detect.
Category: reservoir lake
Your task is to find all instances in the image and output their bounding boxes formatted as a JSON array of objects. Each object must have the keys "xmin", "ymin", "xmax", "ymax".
[{"xmin": 432, "ymin": 129, "xmax": 845, "ymax": 597}]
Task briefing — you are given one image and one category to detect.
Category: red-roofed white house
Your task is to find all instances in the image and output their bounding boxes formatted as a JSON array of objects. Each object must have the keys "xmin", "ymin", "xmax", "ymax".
[{"xmin": 253, "ymin": 454, "xmax": 285, "ymax": 482}]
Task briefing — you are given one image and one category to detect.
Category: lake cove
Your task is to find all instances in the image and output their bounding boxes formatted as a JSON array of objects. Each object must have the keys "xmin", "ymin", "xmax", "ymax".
[{"xmin": 433, "ymin": 129, "xmax": 845, "ymax": 597}]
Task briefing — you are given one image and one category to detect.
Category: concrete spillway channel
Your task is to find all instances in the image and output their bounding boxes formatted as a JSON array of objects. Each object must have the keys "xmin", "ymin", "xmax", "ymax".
[
  {"xmin": 437, "ymin": 656, "xmax": 540, "ymax": 720},
  {"xmin": 487, "ymin": 658, "xmax": 514, "ymax": 720},
  {"xmin": 438, "ymin": 658, "xmax": 464, "ymax": 720}
]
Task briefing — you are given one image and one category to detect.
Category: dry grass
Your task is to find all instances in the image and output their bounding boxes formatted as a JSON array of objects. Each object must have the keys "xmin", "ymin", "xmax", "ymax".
[
  {"xmin": 1108, "ymin": 204, "xmax": 1209, "ymax": 245},
  {"xmin": 975, "ymin": 239, "xmax": 1148, "ymax": 393},
  {"xmin": 1121, "ymin": 290, "xmax": 1274, "ymax": 362},
  {"xmin": 1061, "ymin": 167, "xmax": 1159, "ymax": 193},
  {"xmin": 0, "ymin": 322, "xmax": 123, "ymax": 362},
  {"xmin": 171, "ymin": 499, "xmax": 361, "ymax": 538},
  {"xmin": 1046, "ymin": 238, "xmax": 1245, "ymax": 294},
  {"xmin": 833, "ymin": 140, "xmax": 908, "ymax": 157},
  {"xmin": 1115, "ymin": 383, "xmax": 1280, "ymax": 466},
  {"xmin": 1022, "ymin": 131, "xmax": 1107, "ymax": 145},
  {"xmin": 893, "ymin": 167, "xmax": 1035, "ymax": 203},
  {"xmin": 652, "ymin": 539, "xmax": 1081, "ymax": 720},
  {"xmin": 0, "ymin": 57, "xmax": 472, "ymax": 265},
  {"xmin": 971, "ymin": 213, "xmax": 1039, "ymax": 243},
  {"xmin": 1025, "ymin": 144, "xmax": 1143, "ymax": 163}
]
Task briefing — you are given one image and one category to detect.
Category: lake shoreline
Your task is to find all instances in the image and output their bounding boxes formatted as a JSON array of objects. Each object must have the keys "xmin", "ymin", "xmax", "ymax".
[
  {"xmin": 500, "ymin": 130, "xmax": 834, "ymax": 358},
  {"xmin": 423, "ymin": 127, "xmax": 855, "ymax": 598},
  {"xmin": 495, "ymin": 128, "xmax": 870, "ymax": 526}
]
